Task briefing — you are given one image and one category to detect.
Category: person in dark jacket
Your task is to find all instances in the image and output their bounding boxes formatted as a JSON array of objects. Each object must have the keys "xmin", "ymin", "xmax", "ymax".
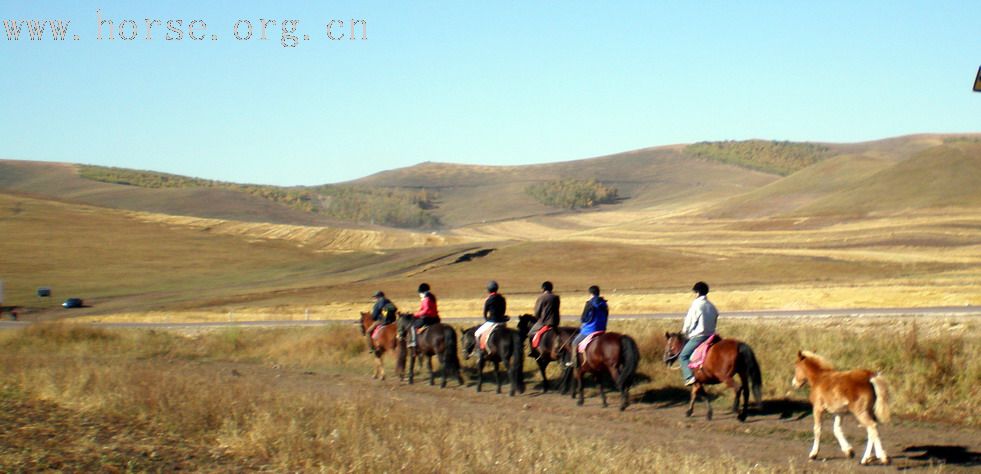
[
  {"xmin": 566, "ymin": 285, "xmax": 609, "ymax": 367},
  {"xmin": 473, "ymin": 280, "xmax": 507, "ymax": 358},
  {"xmin": 528, "ymin": 281, "xmax": 561, "ymax": 358},
  {"xmin": 366, "ymin": 291, "xmax": 398, "ymax": 353},
  {"xmin": 409, "ymin": 283, "xmax": 440, "ymax": 348}
]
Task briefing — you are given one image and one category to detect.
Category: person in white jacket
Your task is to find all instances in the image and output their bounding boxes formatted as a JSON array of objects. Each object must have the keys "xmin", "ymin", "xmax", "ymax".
[{"xmin": 679, "ymin": 281, "xmax": 719, "ymax": 386}]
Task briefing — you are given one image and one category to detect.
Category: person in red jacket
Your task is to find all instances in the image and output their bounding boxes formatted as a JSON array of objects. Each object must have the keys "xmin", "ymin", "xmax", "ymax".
[{"xmin": 410, "ymin": 282, "xmax": 440, "ymax": 347}]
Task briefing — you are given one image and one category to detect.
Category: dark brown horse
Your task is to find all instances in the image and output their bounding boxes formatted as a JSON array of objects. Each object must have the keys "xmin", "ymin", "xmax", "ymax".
[
  {"xmin": 568, "ymin": 332, "xmax": 639, "ymax": 411},
  {"xmin": 359, "ymin": 311, "xmax": 403, "ymax": 380},
  {"xmin": 461, "ymin": 324, "xmax": 525, "ymax": 396},
  {"xmin": 663, "ymin": 332, "xmax": 762, "ymax": 421},
  {"xmin": 516, "ymin": 314, "xmax": 575, "ymax": 394},
  {"xmin": 396, "ymin": 313, "xmax": 464, "ymax": 387}
]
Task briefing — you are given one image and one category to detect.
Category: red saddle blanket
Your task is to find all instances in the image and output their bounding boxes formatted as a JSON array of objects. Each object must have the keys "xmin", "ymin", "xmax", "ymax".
[
  {"xmin": 371, "ymin": 323, "xmax": 390, "ymax": 339},
  {"xmin": 531, "ymin": 325, "xmax": 552, "ymax": 349},
  {"xmin": 688, "ymin": 333, "xmax": 721, "ymax": 370},
  {"xmin": 577, "ymin": 331, "xmax": 605, "ymax": 354},
  {"xmin": 477, "ymin": 323, "xmax": 504, "ymax": 350}
]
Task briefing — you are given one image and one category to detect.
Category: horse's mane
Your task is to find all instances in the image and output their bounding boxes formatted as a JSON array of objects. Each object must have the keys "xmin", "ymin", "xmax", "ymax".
[{"xmin": 800, "ymin": 350, "xmax": 835, "ymax": 370}]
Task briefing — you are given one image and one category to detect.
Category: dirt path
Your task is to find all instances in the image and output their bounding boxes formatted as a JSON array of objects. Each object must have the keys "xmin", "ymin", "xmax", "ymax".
[{"xmin": 228, "ymin": 361, "xmax": 980, "ymax": 472}]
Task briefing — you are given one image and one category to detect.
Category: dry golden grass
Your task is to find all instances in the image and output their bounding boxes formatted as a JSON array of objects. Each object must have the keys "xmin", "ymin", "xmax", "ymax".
[{"xmin": 0, "ymin": 323, "xmax": 813, "ymax": 473}]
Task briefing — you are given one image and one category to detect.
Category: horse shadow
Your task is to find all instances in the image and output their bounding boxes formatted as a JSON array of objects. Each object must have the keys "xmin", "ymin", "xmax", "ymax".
[
  {"xmin": 636, "ymin": 386, "xmax": 695, "ymax": 408},
  {"xmin": 754, "ymin": 397, "xmax": 812, "ymax": 421},
  {"xmin": 896, "ymin": 445, "xmax": 981, "ymax": 469}
]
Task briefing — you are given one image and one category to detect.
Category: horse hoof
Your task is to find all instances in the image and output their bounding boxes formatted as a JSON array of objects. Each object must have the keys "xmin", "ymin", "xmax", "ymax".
[
  {"xmin": 846, "ymin": 449, "xmax": 855, "ymax": 459},
  {"xmin": 577, "ymin": 400, "xmax": 584, "ymax": 406},
  {"xmin": 619, "ymin": 405, "xmax": 627, "ymax": 412},
  {"xmin": 685, "ymin": 410, "xmax": 693, "ymax": 417},
  {"xmin": 737, "ymin": 412, "xmax": 747, "ymax": 422},
  {"xmin": 809, "ymin": 454, "xmax": 818, "ymax": 461},
  {"xmin": 706, "ymin": 412, "xmax": 713, "ymax": 421},
  {"xmin": 860, "ymin": 457, "xmax": 873, "ymax": 465},
  {"xmin": 880, "ymin": 457, "xmax": 891, "ymax": 465}
]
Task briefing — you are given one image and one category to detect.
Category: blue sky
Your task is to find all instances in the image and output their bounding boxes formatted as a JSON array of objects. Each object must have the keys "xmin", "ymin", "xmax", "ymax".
[{"xmin": 1, "ymin": 1, "xmax": 978, "ymax": 185}]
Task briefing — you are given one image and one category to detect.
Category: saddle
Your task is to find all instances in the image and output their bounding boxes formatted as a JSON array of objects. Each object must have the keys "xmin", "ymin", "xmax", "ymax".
[
  {"xmin": 688, "ymin": 333, "xmax": 721, "ymax": 370},
  {"xmin": 416, "ymin": 325, "xmax": 430, "ymax": 335},
  {"xmin": 478, "ymin": 322, "xmax": 505, "ymax": 350},
  {"xmin": 577, "ymin": 331, "xmax": 605, "ymax": 354},
  {"xmin": 371, "ymin": 322, "xmax": 391, "ymax": 339},
  {"xmin": 531, "ymin": 325, "xmax": 552, "ymax": 349}
]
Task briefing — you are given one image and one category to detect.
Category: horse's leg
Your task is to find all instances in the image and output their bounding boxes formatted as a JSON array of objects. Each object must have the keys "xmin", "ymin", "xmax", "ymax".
[
  {"xmin": 832, "ymin": 414, "xmax": 855, "ymax": 459},
  {"xmin": 702, "ymin": 385, "xmax": 713, "ymax": 421},
  {"xmin": 598, "ymin": 371, "xmax": 608, "ymax": 408},
  {"xmin": 809, "ymin": 408, "xmax": 823, "ymax": 460},
  {"xmin": 408, "ymin": 353, "xmax": 416, "ymax": 384},
  {"xmin": 373, "ymin": 355, "xmax": 383, "ymax": 380},
  {"xmin": 855, "ymin": 411, "xmax": 888, "ymax": 464},
  {"xmin": 720, "ymin": 374, "xmax": 745, "ymax": 421},
  {"xmin": 494, "ymin": 360, "xmax": 502, "ymax": 394},
  {"xmin": 427, "ymin": 355, "xmax": 435, "ymax": 386},
  {"xmin": 575, "ymin": 366, "xmax": 585, "ymax": 406},
  {"xmin": 538, "ymin": 359, "xmax": 549, "ymax": 393},
  {"xmin": 685, "ymin": 384, "xmax": 698, "ymax": 417},
  {"xmin": 476, "ymin": 357, "xmax": 485, "ymax": 393}
]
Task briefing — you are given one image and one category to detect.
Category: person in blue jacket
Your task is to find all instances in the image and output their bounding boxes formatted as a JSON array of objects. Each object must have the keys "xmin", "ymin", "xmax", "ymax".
[{"xmin": 566, "ymin": 285, "xmax": 608, "ymax": 366}]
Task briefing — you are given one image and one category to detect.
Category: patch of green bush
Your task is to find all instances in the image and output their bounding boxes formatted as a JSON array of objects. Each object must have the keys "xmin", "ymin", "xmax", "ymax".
[
  {"xmin": 525, "ymin": 179, "xmax": 619, "ymax": 210},
  {"xmin": 683, "ymin": 140, "xmax": 832, "ymax": 175}
]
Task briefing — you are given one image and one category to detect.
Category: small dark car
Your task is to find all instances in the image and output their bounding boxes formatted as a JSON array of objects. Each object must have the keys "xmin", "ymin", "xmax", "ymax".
[{"xmin": 62, "ymin": 298, "xmax": 83, "ymax": 309}]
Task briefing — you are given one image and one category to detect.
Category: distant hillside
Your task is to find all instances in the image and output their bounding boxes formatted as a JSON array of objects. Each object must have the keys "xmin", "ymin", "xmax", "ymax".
[
  {"xmin": 3, "ymin": 133, "xmax": 980, "ymax": 230},
  {"xmin": 706, "ymin": 140, "xmax": 981, "ymax": 217}
]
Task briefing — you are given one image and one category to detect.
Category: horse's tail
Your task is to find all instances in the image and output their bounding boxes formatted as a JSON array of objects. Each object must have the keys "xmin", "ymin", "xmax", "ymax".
[
  {"xmin": 616, "ymin": 335, "xmax": 639, "ymax": 391},
  {"xmin": 739, "ymin": 342, "xmax": 763, "ymax": 405},
  {"xmin": 509, "ymin": 330, "xmax": 526, "ymax": 393},
  {"xmin": 870, "ymin": 374, "xmax": 891, "ymax": 423},
  {"xmin": 441, "ymin": 325, "xmax": 462, "ymax": 378}
]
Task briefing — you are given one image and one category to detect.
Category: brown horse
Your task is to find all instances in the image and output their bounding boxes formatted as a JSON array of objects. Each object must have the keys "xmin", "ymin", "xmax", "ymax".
[
  {"xmin": 568, "ymin": 332, "xmax": 639, "ymax": 411},
  {"xmin": 793, "ymin": 351, "xmax": 891, "ymax": 465},
  {"xmin": 461, "ymin": 324, "xmax": 525, "ymax": 396},
  {"xmin": 663, "ymin": 332, "xmax": 762, "ymax": 421},
  {"xmin": 516, "ymin": 314, "xmax": 575, "ymax": 394},
  {"xmin": 396, "ymin": 313, "xmax": 464, "ymax": 388},
  {"xmin": 358, "ymin": 311, "xmax": 402, "ymax": 380}
]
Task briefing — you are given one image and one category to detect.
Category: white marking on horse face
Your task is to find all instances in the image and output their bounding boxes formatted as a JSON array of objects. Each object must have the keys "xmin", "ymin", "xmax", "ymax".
[{"xmin": 792, "ymin": 376, "xmax": 803, "ymax": 389}]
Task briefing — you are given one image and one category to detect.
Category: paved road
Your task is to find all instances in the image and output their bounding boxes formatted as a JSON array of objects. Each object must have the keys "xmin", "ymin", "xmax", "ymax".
[{"xmin": 0, "ymin": 305, "xmax": 977, "ymax": 330}]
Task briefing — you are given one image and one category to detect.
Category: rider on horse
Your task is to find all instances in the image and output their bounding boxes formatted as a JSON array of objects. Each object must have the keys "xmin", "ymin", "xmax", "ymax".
[
  {"xmin": 566, "ymin": 285, "xmax": 608, "ymax": 367},
  {"xmin": 528, "ymin": 280, "xmax": 560, "ymax": 359},
  {"xmin": 409, "ymin": 283, "xmax": 440, "ymax": 348},
  {"xmin": 473, "ymin": 280, "xmax": 507, "ymax": 358},
  {"xmin": 680, "ymin": 281, "xmax": 719, "ymax": 386},
  {"xmin": 366, "ymin": 290, "xmax": 398, "ymax": 354}
]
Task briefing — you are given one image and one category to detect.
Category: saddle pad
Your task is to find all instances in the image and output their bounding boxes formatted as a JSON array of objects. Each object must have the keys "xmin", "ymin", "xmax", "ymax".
[
  {"xmin": 371, "ymin": 323, "xmax": 388, "ymax": 339},
  {"xmin": 477, "ymin": 323, "xmax": 504, "ymax": 350},
  {"xmin": 688, "ymin": 333, "xmax": 721, "ymax": 370},
  {"xmin": 531, "ymin": 325, "xmax": 552, "ymax": 349},
  {"xmin": 578, "ymin": 331, "xmax": 605, "ymax": 354},
  {"xmin": 416, "ymin": 325, "xmax": 430, "ymax": 335}
]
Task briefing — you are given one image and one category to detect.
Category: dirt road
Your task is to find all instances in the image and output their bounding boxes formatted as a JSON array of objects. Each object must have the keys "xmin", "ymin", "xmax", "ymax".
[{"xmin": 240, "ymin": 360, "xmax": 980, "ymax": 472}]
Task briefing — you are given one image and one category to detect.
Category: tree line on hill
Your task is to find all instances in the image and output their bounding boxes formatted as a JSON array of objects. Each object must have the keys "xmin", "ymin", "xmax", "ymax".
[
  {"xmin": 683, "ymin": 140, "xmax": 832, "ymax": 176},
  {"xmin": 77, "ymin": 165, "xmax": 441, "ymax": 228}
]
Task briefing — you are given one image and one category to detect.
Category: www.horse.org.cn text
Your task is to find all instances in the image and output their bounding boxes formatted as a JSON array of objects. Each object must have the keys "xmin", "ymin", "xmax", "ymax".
[{"xmin": 2, "ymin": 9, "xmax": 368, "ymax": 48}]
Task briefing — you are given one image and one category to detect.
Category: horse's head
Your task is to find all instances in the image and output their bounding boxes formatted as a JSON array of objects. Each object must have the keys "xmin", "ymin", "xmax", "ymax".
[
  {"xmin": 358, "ymin": 312, "xmax": 372, "ymax": 334},
  {"xmin": 460, "ymin": 326, "xmax": 478, "ymax": 359},
  {"xmin": 792, "ymin": 350, "xmax": 830, "ymax": 389},
  {"xmin": 395, "ymin": 312, "xmax": 414, "ymax": 337},
  {"xmin": 663, "ymin": 332, "xmax": 687, "ymax": 366},
  {"xmin": 516, "ymin": 314, "xmax": 535, "ymax": 338}
]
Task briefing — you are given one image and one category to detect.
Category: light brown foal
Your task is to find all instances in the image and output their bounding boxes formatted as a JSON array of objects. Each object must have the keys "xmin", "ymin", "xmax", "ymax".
[{"xmin": 792, "ymin": 350, "xmax": 891, "ymax": 465}]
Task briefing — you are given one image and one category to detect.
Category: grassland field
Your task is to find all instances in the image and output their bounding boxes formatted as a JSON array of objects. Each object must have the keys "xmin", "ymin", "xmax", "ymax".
[{"xmin": 0, "ymin": 315, "xmax": 978, "ymax": 472}]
